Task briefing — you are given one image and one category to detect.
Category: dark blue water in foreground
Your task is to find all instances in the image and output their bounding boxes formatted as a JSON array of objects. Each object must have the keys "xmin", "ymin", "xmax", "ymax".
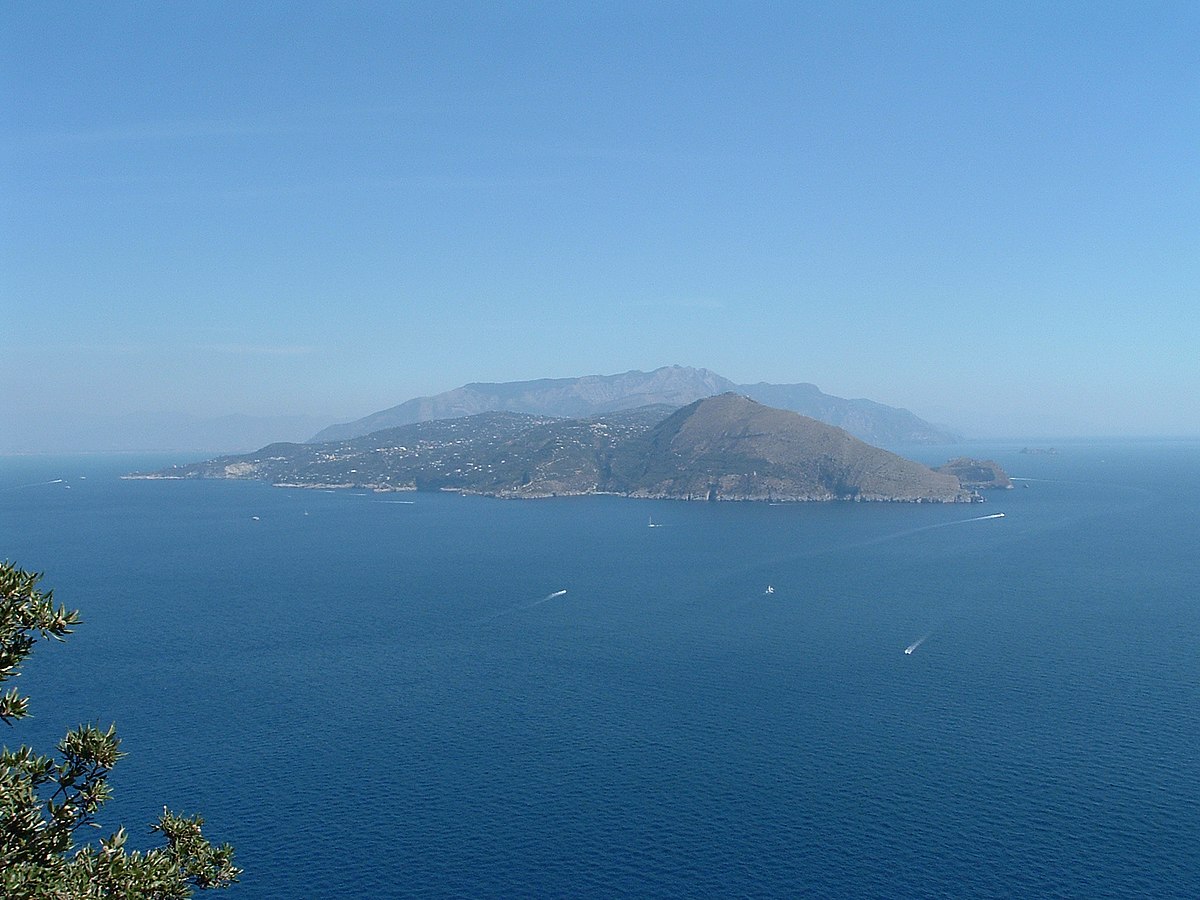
[{"xmin": 3, "ymin": 442, "xmax": 1199, "ymax": 897}]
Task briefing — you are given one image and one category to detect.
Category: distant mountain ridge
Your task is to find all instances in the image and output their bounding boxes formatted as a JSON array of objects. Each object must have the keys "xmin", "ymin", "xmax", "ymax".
[
  {"xmin": 140, "ymin": 394, "xmax": 976, "ymax": 503},
  {"xmin": 310, "ymin": 366, "xmax": 954, "ymax": 445}
]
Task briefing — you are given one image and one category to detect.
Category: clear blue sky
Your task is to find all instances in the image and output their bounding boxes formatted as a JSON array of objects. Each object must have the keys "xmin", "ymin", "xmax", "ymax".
[{"xmin": 4, "ymin": 1, "xmax": 1197, "ymax": 439}]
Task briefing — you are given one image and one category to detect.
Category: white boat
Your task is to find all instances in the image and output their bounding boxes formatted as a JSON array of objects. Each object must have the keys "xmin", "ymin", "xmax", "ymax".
[{"xmin": 764, "ymin": 585, "xmax": 775, "ymax": 595}]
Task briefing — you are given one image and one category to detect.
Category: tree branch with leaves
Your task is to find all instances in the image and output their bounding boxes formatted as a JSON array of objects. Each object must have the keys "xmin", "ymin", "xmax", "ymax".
[{"xmin": 0, "ymin": 562, "xmax": 240, "ymax": 898}]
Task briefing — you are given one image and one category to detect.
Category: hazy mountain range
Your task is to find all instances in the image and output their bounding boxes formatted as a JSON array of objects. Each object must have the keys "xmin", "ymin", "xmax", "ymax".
[
  {"xmin": 311, "ymin": 366, "xmax": 955, "ymax": 446},
  {"xmin": 137, "ymin": 394, "xmax": 977, "ymax": 503},
  {"xmin": 4, "ymin": 367, "xmax": 954, "ymax": 454}
]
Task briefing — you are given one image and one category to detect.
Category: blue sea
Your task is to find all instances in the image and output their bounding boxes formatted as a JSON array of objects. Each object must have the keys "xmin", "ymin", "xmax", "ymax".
[{"xmin": 3, "ymin": 441, "xmax": 1198, "ymax": 898}]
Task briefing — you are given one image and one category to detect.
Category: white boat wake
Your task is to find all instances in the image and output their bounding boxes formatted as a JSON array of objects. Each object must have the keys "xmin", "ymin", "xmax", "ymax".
[
  {"xmin": 890, "ymin": 512, "xmax": 1007, "ymax": 542},
  {"xmin": 837, "ymin": 511, "xmax": 1008, "ymax": 553},
  {"xmin": 904, "ymin": 634, "xmax": 930, "ymax": 655},
  {"xmin": 936, "ymin": 512, "xmax": 1005, "ymax": 527},
  {"xmin": 480, "ymin": 589, "xmax": 569, "ymax": 624},
  {"xmin": 5, "ymin": 479, "xmax": 65, "ymax": 491}
]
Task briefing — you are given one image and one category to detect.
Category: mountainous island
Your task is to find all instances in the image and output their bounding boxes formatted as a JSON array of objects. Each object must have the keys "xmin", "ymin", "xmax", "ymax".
[
  {"xmin": 310, "ymin": 365, "xmax": 956, "ymax": 446},
  {"xmin": 133, "ymin": 394, "xmax": 992, "ymax": 503}
]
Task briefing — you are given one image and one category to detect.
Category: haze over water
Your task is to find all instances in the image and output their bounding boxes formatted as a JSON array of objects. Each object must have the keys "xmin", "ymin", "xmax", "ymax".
[{"xmin": 3, "ymin": 441, "xmax": 1198, "ymax": 897}]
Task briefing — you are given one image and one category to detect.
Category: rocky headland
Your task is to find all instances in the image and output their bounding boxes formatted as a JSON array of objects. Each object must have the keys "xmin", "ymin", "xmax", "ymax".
[{"xmin": 934, "ymin": 457, "xmax": 1013, "ymax": 490}]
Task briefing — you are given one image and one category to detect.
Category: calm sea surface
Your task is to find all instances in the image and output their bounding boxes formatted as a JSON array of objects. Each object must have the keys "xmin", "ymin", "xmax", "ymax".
[{"xmin": 2, "ymin": 441, "xmax": 1198, "ymax": 897}]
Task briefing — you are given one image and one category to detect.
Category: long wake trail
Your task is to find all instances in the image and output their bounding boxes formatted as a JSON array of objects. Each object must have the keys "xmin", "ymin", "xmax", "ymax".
[
  {"xmin": 924, "ymin": 512, "xmax": 1005, "ymax": 529},
  {"xmin": 477, "ymin": 589, "xmax": 568, "ymax": 624},
  {"xmin": 837, "ymin": 511, "xmax": 1007, "ymax": 553},
  {"xmin": 4, "ymin": 479, "xmax": 65, "ymax": 491},
  {"xmin": 708, "ymin": 508, "xmax": 1009, "ymax": 594},
  {"xmin": 523, "ymin": 589, "xmax": 568, "ymax": 610}
]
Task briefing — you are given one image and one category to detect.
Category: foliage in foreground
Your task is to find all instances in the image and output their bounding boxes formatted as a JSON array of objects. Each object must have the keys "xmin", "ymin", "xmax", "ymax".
[{"xmin": 1, "ymin": 562, "xmax": 239, "ymax": 898}]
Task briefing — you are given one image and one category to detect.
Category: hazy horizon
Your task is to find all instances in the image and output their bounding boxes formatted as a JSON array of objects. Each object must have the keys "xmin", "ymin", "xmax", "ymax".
[
  {"xmin": 4, "ymin": 361, "xmax": 1197, "ymax": 455},
  {"xmin": 5, "ymin": 4, "xmax": 1197, "ymax": 450}
]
